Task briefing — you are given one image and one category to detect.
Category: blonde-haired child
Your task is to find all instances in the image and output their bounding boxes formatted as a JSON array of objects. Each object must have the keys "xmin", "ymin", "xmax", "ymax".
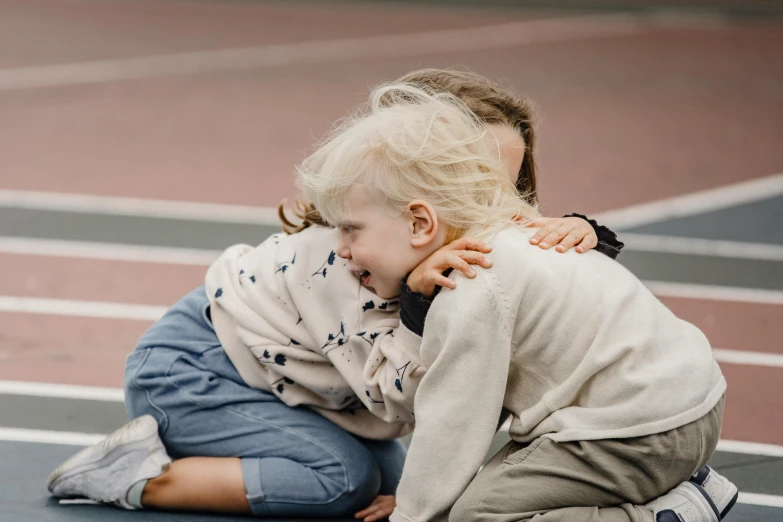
[
  {"xmin": 45, "ymin": 80, "xmax": 616, "ymax": 520},
  {"xmin": 298, "ymin": 83, "xmax": 736, "ymax": 522}
]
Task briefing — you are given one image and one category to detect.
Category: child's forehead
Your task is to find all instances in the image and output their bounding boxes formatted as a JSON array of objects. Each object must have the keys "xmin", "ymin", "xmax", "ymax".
[
  {"xmin": 317, "ymin": 185, "xmax": 375, "ymax": 225},
  {"xmin": 487, "ymin": 123, "xmax": 525, "ymax": 149},
  {"xmin": 337, "ymin": 187, "xmax": 403, "ymax": 222},
  {"xmin": 341, "ymin": 189, "xmax": 381, "ymax": 216}
]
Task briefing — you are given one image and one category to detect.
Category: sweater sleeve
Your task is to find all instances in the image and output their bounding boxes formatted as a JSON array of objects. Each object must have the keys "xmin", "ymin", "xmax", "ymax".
[
  {"xmin": 565, "ymin": 213, "xmax": 625, "ymax": 260},
  {"xmin": 324, "ymin": 299, "xmax": 427, "ymax": 425},
  {"xmin": 391, "ymin": 272, "xmax": 512, "ymax": 522},
  {"xmin": 399, "ymin": 276, "xmax": 434, "ymax": 336},
  {"xmin": 356, "ymin": 322, "xmax": 426, "ymax": 424}
]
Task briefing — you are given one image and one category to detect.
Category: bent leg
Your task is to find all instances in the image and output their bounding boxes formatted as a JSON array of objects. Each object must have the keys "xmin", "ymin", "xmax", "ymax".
[
  {"xmin": 124, "ymin": 287, "xmax": 383, "ymax": 517},
  {"xmin": 126, "ymin": 344, "xmax": 382, "ymax": 517},
  {"xmin": 450, "ymin": 401, "xmax": 723, "ymax": 522}
]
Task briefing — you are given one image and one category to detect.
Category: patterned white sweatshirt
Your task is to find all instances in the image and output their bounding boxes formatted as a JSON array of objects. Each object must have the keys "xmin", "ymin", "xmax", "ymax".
[
  {"xmin": 391, "ymin": 226, "xmax": 726, "ymax": 522},
  {"xmin": 204, "ymin": 226, "xmax": 424, "ymax": 440}
]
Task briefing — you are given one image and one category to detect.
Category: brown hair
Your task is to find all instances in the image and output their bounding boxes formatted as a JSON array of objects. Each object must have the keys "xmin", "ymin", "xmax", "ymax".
[
  {"xmin": 396, "ymin": 68, "xmax": 538, "ymax": 201},
  {"xmin": 278, "ymin": 198, "xmax": 329, "ymax": 234},
  {"xmin": 279, "ymin": 68, "xmax": 538, "ymax": 234}
]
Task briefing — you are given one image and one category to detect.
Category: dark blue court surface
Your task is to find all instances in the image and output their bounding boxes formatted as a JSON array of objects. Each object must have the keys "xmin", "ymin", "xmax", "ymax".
[{"xmin": 622, "ymin": 195, "xmax": 782, "ymax": 245}]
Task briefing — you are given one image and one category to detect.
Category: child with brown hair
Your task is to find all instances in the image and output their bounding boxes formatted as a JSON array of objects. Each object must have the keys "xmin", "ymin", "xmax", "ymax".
[{"xmin": 46, "ymin": 71, "xmax": 626, "ymax": 521}]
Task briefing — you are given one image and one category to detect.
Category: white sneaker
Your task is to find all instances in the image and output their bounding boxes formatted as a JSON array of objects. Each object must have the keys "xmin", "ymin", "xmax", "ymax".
[
  {"xmin": 690, "ymin": 466, "xmax": 739, "ymax": 519},
  {"xmin": 47, "ymin": 415, "xmax": 171, "ymax": 509},
  {"xmin": 646, "ymin": 482, "xmax": 720, "ymax": 522}
]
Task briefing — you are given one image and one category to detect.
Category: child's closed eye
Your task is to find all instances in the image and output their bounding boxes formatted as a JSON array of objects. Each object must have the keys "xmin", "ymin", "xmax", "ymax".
[{"xmin": 340, "ymin": 222, "xmax": 363, "ymax": 235}]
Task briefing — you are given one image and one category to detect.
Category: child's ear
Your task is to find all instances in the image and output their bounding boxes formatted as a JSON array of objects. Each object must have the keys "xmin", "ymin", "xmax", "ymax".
[{"xmin": 407, "ymin": 200, "xmax": 439, "ymax": 247}]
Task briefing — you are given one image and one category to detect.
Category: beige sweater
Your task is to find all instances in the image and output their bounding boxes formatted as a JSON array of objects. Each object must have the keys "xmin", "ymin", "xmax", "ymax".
[
  {"xmin": 204, "ymin": 226, "xmax": 424, "ymax": 440},
  {"xmin": 391, "ymin": 226, "xmax": 726, "ymax": 522}
]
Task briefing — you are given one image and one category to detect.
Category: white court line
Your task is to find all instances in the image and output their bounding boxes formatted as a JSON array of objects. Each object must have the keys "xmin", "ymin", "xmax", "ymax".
[
  {"xmin": 646, "ymin": 281, "xmax": 783, "ymax": 306},
  {"xmin": 717, "ymin": 439, "xmax": 783, "ymax": 459},
  {"xmin": 0, "ymin": 189, "xmax": 280, "ymax": 225},
  {"xmin": 738, "ymin": 492, "xmax": 783, "ymax": 509},
  {"xmin": 593, "ymin": 172, "xmax": 783, "ymax": 230},
  {"xmin": 0, "ymin": 14, "xmax": 650, "ymax": 91},
  {"xmin": 0, "ymin": 427, "xmax": 104, "ymax": 446},
  {"xmin": 0, "ymin": 296, "xmax": 167, "ymax": 321},
  {"xmin": 0, "ymin": 381, "xmax": 124, "ymax": 402},
  {"xmin": 0, "ymin": 237, "xmax": 221, "ymax": 266},
  {"xmin": 713, "ymin": 349, "xmax": 783, "ymax": 369},
  {"xmin": 622, "ymin": 234, "xmax": 783, "ymax": 262}
]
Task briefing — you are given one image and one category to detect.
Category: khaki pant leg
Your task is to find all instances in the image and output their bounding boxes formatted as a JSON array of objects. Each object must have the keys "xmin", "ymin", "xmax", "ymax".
[{"xmin": 449, "ymin": 397, "xmax": 724, "ymax": 522}]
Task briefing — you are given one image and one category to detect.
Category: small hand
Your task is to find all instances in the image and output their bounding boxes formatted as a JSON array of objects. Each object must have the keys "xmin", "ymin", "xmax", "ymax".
[
  {"xmin": 355, "ymin": 494, "xmax": 396, "ymax": 522},
  {"xmin": 525, "ymin": 216, "xmax": 598, "ymax": 253},
  {"xmin": 407, "ymin": 237, "xmax": 492, "ymax": 297}
]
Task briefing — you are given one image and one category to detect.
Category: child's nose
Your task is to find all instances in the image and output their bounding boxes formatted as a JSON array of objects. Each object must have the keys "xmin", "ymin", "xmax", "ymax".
[{"xmin": 336, "ymin": 241, "xmax": 351, "ymax": 260}]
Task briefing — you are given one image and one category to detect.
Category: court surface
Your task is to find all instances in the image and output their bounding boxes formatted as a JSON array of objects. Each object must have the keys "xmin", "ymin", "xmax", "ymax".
[{"xmin": 1, "ymin": 1, "xmax": 781, "ymax": 520}]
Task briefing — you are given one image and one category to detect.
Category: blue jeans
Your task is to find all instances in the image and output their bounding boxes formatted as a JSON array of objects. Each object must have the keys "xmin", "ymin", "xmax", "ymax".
[{"xmin": 124, "ymin": 286, "xmax": 406, "ymax": 517}]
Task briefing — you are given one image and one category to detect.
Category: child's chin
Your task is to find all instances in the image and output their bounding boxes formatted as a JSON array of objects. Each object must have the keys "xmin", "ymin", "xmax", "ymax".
[{"xmin": 368, "ymin": 283, "xmax": 398, "ymax": 299}]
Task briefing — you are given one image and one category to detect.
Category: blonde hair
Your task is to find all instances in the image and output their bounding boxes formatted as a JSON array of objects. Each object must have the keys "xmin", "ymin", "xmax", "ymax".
[
  {"xmin": 296, "ymin": 83, "xmax": 540, "ymax": 241},
  {"xmin": 279, "ymin": 68, "xmax": 539, "ymax": 234}
]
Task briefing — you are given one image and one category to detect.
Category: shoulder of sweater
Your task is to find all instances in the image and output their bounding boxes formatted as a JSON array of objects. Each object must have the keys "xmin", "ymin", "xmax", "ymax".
[
  {"xmin": 482, "ymin": 226, "xmax": 553, "ymax": 276},
  {"xmin": 442, "ymin": 227, "xmax": 597, "ymax": 313},
  {"xmin": 432, "ymin": 252, "xmax": 513, "ymax": 332}
]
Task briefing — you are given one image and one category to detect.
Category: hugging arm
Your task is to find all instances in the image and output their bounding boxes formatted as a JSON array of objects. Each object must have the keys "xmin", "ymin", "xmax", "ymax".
[
  {"xmin": 391, "ymin": 274, "xmax": 512, "ymax": 522},
  {"xmin": 527, "ymin": 214, "xmax": 625, "ymax": 259}
]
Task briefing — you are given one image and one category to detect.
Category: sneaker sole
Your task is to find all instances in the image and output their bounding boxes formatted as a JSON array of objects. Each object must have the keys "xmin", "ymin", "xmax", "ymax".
[
  {"xmin": 47, "ymin": 415, "xmax": 160, "ymax": 495},
  {"xmin": 711, "ymin": 478, "xmax": 740, "ymax": 519},
  {"xmin": 680, "ymin": 482, "xmax": 721, "ymax": 522},
  {"xmin": 720, "ymin": 489, "xmax": 739, "ymax": 519},
  {"xmin": 695, "ymin": 470, "xmax": 740, "ymax": 519}
]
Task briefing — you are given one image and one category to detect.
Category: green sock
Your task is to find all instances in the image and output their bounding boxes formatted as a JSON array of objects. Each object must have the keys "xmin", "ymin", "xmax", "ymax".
[{"xmin": 126, "ymin": 479, "xmax": 148, "ymax": 509}]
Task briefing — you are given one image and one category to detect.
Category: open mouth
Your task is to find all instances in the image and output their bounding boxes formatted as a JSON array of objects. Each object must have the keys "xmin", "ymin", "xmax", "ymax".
[{"xmin": 353, "ymin": 269, "xmax": 372, "ymax": 288}]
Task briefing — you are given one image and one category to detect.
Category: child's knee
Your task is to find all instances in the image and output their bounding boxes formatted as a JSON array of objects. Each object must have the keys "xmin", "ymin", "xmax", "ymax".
[
  {"xmin": 449, "ymin": 486, "xmax": 488, "ymax": 522},
  {"xmin": 361, "ymin": 438, "xmax": 406, "ymax": 495},
  {"xmin": 123, "ymin": 350, "xmax": 154, "ymax": 417},
  {"xmin": 123, "ymin": 349, "xmax": 173, "ymax": 428},
  {"xmin": 278, "ymin": 455, "xmax": 380, "ymax": 516},
  {"xmin": 448, "ymin": 462, "xmax": 537, "ymax": 522},
  {"xmin": 335, "ymin": 454, "xmax": 382, "ymax": 513}
]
